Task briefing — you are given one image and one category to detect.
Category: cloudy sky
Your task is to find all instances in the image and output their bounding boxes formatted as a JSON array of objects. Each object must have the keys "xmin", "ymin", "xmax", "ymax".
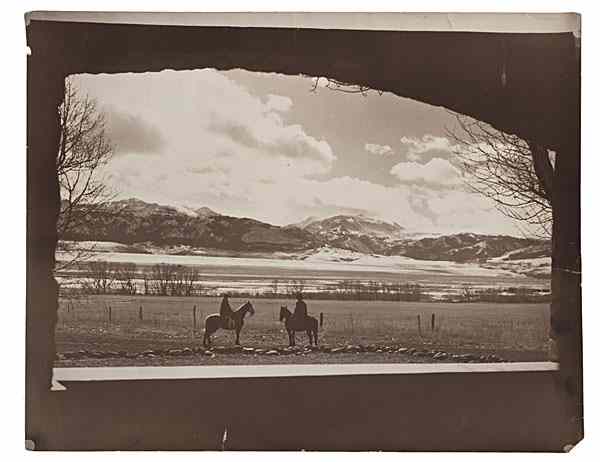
[{"xmin": 72, "ymin": 69, "xmax": 527, "ymax": 236}]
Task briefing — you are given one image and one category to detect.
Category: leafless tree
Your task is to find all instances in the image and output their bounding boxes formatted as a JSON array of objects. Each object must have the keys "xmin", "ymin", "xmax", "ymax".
[
  {"xmin": 169, "ymin": 266, "xmax": 200, "ymax": 296},
  {"xmin": 408, "ymin": 283, "xmax": 422, "ymax": 302},
  {"xmin": 461, "ymin": 284, "xmax": 474, "ymax": 303},
  {"xmin": 86, "ymin": 261, "xmax": 117, "ymax": 294},
  {"xmin": 335, "ymin": 279, "xmax": 351, "ymax": 298},
  {"xmin": 289, "ymin": 279, "xmax": 305, "ymax": 297},
  {"xmin": 151, "ymin": 264, "xmax": 176, "ymax": 296},
  {"xmin": 349, "ymin": 280, "xmax": 363, "ymax": 299},
  {"xmin": 115, "ymin": 263, "xmax": 138, "ymax": 295},
  {"xmin": 448, "ymin": 114, "xmax": 554, "ymax": 237},
  {"xmin": 367, "ymin": 280, "xmax": 380, "ymax": 300},
  {"xmin": 168, "ymin": 269, "xmax": 185, "ymax": 296},
  {"xmin": 55, "ymin": 78, "xmax": 116, "ymax": 269},
  {"xmin": 310, "ymin": 77, "xmax": 553, "ymax": 238},
  {"xmin": 143, "ymin": 275, "xmax": 150, "ymax": 296},
  {"xmin": 181, "ymin": 267, "xmax": 201, "ymax": 296}
]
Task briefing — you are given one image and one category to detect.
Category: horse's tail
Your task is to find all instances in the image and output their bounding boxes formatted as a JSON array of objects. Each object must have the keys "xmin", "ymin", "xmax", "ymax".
[{"xmin": 319, "ymin": 312, "xmax": 324, "ymax": 328}]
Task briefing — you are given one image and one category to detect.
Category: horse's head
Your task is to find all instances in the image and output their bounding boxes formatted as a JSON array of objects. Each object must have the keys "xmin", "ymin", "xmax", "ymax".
[
  {"xmin": 279, "ymin": 305, "xmax": 289, "ymax": 322},
  {"xmin": 245, "ymin": 300, "xmax": 255, "ymax": 317}
]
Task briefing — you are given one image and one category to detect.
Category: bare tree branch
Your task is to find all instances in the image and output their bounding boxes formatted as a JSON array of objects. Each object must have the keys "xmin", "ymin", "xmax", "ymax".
[
  {"xmin": 307, "ymin": 76, "xmax": 384, "ymax": 97},
  {"xmin": 447, "ymin": 113, "xmax": 553, "ymax": 238},
  {"xmin": 56, "ymin": 78, "xmax": 117, "ymax": 268}
]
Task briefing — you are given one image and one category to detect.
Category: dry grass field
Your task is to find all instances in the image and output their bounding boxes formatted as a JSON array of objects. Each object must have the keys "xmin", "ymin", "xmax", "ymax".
[{"xmin": 55, "ymin": 294, "xmax": 550, "ymax": 365}]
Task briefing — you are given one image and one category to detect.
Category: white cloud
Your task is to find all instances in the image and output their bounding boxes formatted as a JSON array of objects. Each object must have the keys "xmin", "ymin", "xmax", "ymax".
[
  {"xmin": 97, "ymin": 69, "xmax": 337, "ymax": 221},
  {"xmin": 296, "ymin": 177, "xmax": 424, "ymax": 226},
  {"xmin": 266, "ymin": 94, "xmax": 293, "ymax": 112},
  {"xmin": 203, "ymin": 71, "xmax": 335, "ymax": 174},
  {"xmin": 81, "ymin": 70, "xmax": 526, "ymax": 236},
  {"xmin": 365, "ymin": 143, "xmax": 394, "ymax": 156},
  {"xmin": 104, "ymin": 154, "xmax": 521, "ymax": 235},
  {"xmin": 400, "ymin": 134, "xmax": 454, "ymax": 161},
  {"xmin": 390, "ymin": 157, "xmax": 462, "ymax": 187},
  {"xmin": 407, "ymin": 187, "xmax": 522, "ymax": 235},
  {"xmin": 104, "ymin": 108, "xmax": 165, "ymax": 155}
]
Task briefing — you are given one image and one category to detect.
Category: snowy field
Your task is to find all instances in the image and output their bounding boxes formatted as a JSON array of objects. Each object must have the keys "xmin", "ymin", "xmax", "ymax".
[{"xmin": 56, "ymin": 243, "xmax": 549, "ymax": 298}]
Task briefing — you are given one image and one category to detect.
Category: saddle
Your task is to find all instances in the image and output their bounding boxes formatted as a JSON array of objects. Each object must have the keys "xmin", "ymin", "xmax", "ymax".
[
  {"xmin": 290, "ymin": 316, "xmax": 309, "ymax": 331},
  {"xmin": 222, "ymin": 316, "xmax": 236, "ymax": 330}
]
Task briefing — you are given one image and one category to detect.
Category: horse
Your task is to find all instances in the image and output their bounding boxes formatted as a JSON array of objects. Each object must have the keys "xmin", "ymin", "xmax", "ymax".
[
  {"xmin": 203, "ymin": 300, "xmax": 255, "ymax": 347},
  {"xmin": 279, "ymin": 305, "xmax": 319, "ymax": 347}
]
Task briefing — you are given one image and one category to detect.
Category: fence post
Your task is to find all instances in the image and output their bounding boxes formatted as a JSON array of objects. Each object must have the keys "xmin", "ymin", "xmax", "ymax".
[
  {"xmin": 193, "ymin": 305, "xmax": 197, "ymax": 333},
  {"xmin": 139, "ymin": 305, "xmax": 143, "ymax": 321},
  {"xmin": 108, "ymin": 305, "xmax": 112, "ymax": 324},
  {"xmin": 320, "ymin": 312, "xmax": 324, "ymax": 327},
  {"xmin": 431, "ymin": 313, "xmax": 435, "ymax": 332},
  {"xmin": 417, "ymin": 314, "xmax": 422, "ymax": 337}
]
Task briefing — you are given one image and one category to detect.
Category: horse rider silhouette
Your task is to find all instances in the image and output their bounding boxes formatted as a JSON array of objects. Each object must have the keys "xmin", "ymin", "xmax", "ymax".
[
  {"xmin": 293, "ymin": 292, "xmax": 308, "ymax": 328},
  {"xmin": 219, "ymin": 294, "xmax": 235, "ymax": 329}
]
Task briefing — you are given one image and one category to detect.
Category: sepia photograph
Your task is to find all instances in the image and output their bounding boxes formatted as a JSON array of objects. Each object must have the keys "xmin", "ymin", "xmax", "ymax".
[
  {"xmin": 24, "ymin": 10, "xmax": 582, "ymax": 451},
  {"xmin": 54, "ymin": 68, "xmax": 554, "ymax": 367}
]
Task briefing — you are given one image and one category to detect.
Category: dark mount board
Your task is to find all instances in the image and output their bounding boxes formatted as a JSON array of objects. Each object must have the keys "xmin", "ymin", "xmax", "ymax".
[{"xmin": 25, "ymin": 14, "xmax": 582, "ymax": 451}]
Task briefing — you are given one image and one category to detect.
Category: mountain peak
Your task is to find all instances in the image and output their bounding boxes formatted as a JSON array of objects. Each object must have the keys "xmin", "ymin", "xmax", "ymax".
[
  {"xmin": 296, "ymin": 214, "xmax": 406, "ymax": 254},
  {"xmin": 107, "ymin": 198, "xmax": 221, "ymax": 219},
  {"xmin": 195, "ymin": 206, "xmax": 219, "ymax": 218},
  {"xmin": 117, "ymin": 197, "xmax": 149, "ymax": 206}
]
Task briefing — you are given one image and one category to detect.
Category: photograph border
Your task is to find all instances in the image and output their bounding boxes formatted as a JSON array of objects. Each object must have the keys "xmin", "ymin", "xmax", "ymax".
[{"xmin": 26, "ymin": 12, "xmax": 581, "ymax": 451}]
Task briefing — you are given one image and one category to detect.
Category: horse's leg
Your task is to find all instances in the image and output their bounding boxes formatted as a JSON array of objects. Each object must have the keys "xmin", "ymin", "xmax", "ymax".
[
  {"xmin": 307, "ymin": 330, "xmax": 313, "ymax": 346},
  {"xmin": 314, "ymin": 328, "xmax": 318, "ymax": 346},
  {"xmin": 287, "ymin": 329, "xmax": 293, "ymax": 347},
  {"xmin": 235, "ymin": 327, "xmax": 240, "ymax": 345},
  {"xmin": 203, "ymin": 324, "xmax": 210, "ymax": 347}
]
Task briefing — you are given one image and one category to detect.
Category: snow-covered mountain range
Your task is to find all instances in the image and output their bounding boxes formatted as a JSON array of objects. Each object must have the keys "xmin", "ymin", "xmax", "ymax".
[{"xmin": 60, "ymin": 198, "xmax": 550, "ymax": 264}]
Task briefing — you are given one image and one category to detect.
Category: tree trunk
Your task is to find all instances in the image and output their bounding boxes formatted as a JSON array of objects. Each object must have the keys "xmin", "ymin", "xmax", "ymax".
[
  {"xmin": 26, "ymin": 32, "xmax": 66, "ymax": 445},
  {"xmin": 550, "ymin": 134, "xmax": 582, "ymax": 444},
  {"xmin": 530, "ymin": 143, "xmax": 554, "ymax": 203}
]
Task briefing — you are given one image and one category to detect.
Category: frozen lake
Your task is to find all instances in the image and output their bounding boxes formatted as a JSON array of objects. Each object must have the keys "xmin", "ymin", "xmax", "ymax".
[{"xmin": 55, "ymin": 247, "xmax": 549, "ymax": 296}]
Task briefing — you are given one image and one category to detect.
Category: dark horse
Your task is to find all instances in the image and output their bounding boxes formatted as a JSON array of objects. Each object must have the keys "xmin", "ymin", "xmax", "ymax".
[
  {"xmin": 279, "ymin": 305, "xmax": 319, "ymax": 347},
  {"xmin": 203, "ymin": 301, "xmax": 255, "ymax": 347}
]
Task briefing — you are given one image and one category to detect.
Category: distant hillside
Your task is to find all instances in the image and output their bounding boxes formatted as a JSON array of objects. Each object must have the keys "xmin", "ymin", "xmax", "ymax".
[
  {"xmin": 61, "ymin": 198, "xmax": 551, "ymax": 262},
  {"xmin": 288, "ymin": 214, "xmax": 406, "ymax": 254},
  {"xmin": 61, "ymin": 198, "xmax": 318, "ymax": 252},
  {"xmin": 386, "ymin": 233, "xmax": 550, "ymax": 263}
]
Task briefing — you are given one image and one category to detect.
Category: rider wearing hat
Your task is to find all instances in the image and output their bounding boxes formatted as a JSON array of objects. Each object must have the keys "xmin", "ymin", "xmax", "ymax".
[
  {"xmin": 220, "ymin": 293, "xmax": 234, "ymax": 329},
  {"xmin": 293, "ymin": 292, "xmax": 308, "ymax": 326}
]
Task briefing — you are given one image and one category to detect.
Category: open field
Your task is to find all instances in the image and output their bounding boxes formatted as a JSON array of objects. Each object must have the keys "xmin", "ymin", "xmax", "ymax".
[{"xmin": 55, "ymin": 295, "xmax": 550, "ymax": 366}]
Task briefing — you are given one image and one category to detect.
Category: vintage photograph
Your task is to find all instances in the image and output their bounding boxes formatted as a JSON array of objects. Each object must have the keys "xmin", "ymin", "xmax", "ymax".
[
  {"xmin": 24, "ymin": 11, "xmax": 582, "ymax": 451},
  {"xmin": 54, "ymin": 68, "xmax": 553, "ymax": 367}
]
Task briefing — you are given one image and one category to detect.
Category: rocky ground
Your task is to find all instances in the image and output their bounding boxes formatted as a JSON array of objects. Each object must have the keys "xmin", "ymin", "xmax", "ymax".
[{"xmin": 55, "ymin": 342, "xmax": 513, "ymax": 368}]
